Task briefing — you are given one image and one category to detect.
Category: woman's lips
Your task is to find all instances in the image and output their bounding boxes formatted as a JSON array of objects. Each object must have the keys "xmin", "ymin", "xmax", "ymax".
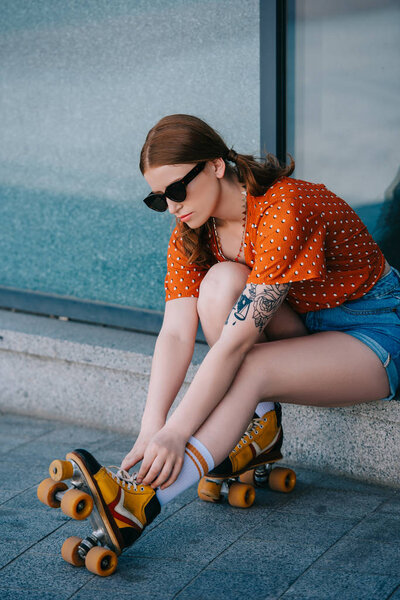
[{"xmin": 179, "ymin": 212, "xmax": 193, "ymax": 222}]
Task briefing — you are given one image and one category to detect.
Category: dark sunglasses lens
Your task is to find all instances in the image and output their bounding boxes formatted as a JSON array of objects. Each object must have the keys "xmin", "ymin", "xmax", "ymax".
[
  {"xmin": 165, "ymin": 182, "xmax": 186, "ymax": 203},
  {"xmin": 144, "ymin": 195, "xmax": 167, "ymax": 212}
]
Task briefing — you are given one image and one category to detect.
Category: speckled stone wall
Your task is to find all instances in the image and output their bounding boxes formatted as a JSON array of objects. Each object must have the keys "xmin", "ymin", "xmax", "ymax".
[{"xmin": 0, "ymin": 0, "xmax": 260, "ymax": 311}]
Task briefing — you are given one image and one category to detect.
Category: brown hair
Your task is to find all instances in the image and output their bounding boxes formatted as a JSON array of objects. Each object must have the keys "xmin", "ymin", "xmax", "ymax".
[{"xmin": 140, "ymin": 114, "xmax": 295, "ymax": 267}]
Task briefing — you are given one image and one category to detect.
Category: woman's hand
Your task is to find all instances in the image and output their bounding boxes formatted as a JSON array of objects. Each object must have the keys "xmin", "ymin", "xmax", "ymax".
[
  {"xmin": 120, "ymin": 420, "xmax": 164, "ymax": 472},
  {"xmin": 136, "ymin": 426, "xmax": 186, "ymax": 490}
]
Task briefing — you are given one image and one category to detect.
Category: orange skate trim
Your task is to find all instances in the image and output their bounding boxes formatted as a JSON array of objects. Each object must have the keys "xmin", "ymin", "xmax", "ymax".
[
  {"xmin": 186, "ymin": 442, "xmax": 208, "ymax": 476},
  {"xmin": 66, "ymin": 451, "xmax": 123, "ymax": 554}
]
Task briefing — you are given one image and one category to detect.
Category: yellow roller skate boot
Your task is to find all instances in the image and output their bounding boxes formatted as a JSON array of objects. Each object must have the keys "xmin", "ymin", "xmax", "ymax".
[
  {"xmin": 63, "ymin": 449, "xmax": 161, "ymax": 554},
  {"xmin": 197, "ymin": 403, "xmax": 295, "ymax": 505},
  {"xmin": 208, "ymin": 403, "xmax": 283, "ymax": 478}
]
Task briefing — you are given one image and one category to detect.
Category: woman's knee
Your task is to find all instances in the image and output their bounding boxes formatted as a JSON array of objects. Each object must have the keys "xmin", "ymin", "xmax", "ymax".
[
  {"xmin": 197, "ymin": 262, "xmax": 250, "ymax": 346},
  {"xmin": 197, "ymin": 262, "xmax": 250, "ymax": 316}
]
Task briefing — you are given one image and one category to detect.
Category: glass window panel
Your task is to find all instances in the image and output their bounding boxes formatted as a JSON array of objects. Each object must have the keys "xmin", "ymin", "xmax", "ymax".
[
  {"xmin": 287, "ymin": 0, "xmax": 400, "ymax": 259},
  {"xmin": 0, "ymin": 0, "xmax": 260, "ymax": 312}
]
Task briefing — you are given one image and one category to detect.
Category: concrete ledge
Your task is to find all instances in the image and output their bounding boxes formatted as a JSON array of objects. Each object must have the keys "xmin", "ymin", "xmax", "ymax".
[
  {"xmin": 0, "ymin": 309, "xmax": 207, "ymax": 434},
  {"xmin": 1, "ymin": 309, "xmax": 399, "ymax": 487}
]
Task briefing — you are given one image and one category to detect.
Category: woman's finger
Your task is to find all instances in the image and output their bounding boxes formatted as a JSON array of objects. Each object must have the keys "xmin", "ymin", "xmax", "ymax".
[
  {"xmin": 159, "ymin": 457, "xmax": 184, "ymax": 490},
  {"xmin": 140, "ymin": 455, "xmax": 166, "ymax": 486},
  {"xmin": 150, "ymin": 459, "xmax": 175, "ymax": 490},
  {"xmin": 136, "ymin": 447, "xmax": 158, "ymax": 482},
  {"xmin": 120, "ymin": 450, "xmax": 143, "ymax": 472}
]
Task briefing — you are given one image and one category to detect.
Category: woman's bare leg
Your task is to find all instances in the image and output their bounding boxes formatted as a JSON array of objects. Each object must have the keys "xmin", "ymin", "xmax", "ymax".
[{"xmin": 194, "ymin": 262, "xmax": 390, "ymax": 465}]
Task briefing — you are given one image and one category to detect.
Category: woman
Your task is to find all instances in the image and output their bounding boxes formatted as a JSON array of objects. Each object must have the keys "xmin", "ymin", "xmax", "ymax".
[{"xmin": 93, "ymin": 113, "xmax": 399, "ymax": 549}]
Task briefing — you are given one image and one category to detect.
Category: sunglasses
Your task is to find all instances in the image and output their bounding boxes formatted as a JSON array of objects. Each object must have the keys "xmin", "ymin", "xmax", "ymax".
[{"xmin": 143, "ymin": 161, "xmax": 206, "ymax": 212}]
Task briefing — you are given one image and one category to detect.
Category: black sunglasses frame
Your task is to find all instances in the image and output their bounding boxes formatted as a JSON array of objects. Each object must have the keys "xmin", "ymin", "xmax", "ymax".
[{"xmin": 143, "ymin": 161, "xmax": 206, "ymax": 212}]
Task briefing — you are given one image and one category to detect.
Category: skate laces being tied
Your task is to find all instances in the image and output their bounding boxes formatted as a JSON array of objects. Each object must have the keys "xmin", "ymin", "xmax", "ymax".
[{"xmin": 106, "ymin": 466, "xmax": 143, "ymax": 491}]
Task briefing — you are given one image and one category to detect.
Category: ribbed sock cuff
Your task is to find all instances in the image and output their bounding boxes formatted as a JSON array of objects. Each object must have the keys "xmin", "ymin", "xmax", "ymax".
[
  {"xmin": 186, "ymin": 435, "xmax": 215, "ymax": 475},
  {"xmin": 255, "ymin": 401, "xmax": 275, "ymax": 418}
]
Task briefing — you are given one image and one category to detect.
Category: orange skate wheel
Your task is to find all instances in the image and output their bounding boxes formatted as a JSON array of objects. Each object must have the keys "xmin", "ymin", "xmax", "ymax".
[
  {"xmin": 268, "ymin": 467, "xmax": 296, "ymax": 493},
  {"xmin": 197, "ymin": 477, "xmax": 222, "ymax": 502},
  {"xmin": 239, "ymin": 469, "xmax": 255, "ymax": 485},
  {"xmin": 60, "ymin": 488, "xmax": 93, "ymax": 520},
  {"xmin": 85, "ymin": 546, "xmax": 118, "ymax": 577},
  {"xmin": 37, "ymin": 478, "xmax": 68, "ymax": 508},
  {"xmin": 49, "ymin": 459, "xmax": 74, "ymax": 482},
  {"xmin": 61, "ymin": 536, "xmax": 85, "ymax": 567},
  {"xmin": 228, "ymin": 482, "xmax": 255, "ymax": 508}
]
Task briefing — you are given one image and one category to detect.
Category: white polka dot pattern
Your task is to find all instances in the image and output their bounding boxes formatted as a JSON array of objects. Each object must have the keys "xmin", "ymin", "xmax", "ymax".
[
  {"xmin": 164, "ymin": 230, "xmax": 207, "ymax": 301},
  {"xmin": 164, "ymin": 177, "xmax": 385, "ymax": 311}
]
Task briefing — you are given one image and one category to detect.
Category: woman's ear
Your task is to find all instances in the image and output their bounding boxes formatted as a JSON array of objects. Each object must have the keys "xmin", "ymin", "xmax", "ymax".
[{"xmin": 211, "ymin": 157, "xmax": 226, "ymax": 180}]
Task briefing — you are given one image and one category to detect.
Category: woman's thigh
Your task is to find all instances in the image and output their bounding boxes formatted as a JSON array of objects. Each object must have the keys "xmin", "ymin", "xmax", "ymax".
[
  {"xmin": 264, "ymin": 301, "xmax": 308, "ymax": 341},
  {"xmin": 240, "ymin": 330, "xmax": 390, "ymax": 407}
]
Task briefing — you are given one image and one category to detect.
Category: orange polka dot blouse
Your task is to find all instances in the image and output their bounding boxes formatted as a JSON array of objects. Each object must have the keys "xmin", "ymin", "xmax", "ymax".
[{"xmin": 164, "ymin": 176, "xmax": 385, "ymax": 313}]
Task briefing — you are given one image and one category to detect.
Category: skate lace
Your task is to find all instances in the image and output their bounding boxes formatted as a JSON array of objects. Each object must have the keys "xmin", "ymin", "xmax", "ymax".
[
  {"xmin": 105, "ymin": 466, "xmax": 145, "ymax": 491},
  {"xmin": 232, "ymin": 416, "xmax": 267, "ymax": 454}
]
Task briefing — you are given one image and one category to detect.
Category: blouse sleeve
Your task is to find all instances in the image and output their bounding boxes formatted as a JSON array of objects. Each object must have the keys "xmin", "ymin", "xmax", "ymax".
[
  {"xmin": 164, "ymin": 227, "xmax": 208, "ymax": 302},
  {"xmin": 246, "ymin": 194, "xmax": 327, "ymax": 286}
]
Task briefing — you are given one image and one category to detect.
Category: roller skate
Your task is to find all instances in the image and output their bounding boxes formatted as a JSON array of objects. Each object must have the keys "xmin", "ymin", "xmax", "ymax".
[
  {"xmin": 37, "ymin": 449, "xmax": 160, "ymax": 576},
  {"xmin": 197, "ymin": 403, "xmax": 296, "ymax": 508}
]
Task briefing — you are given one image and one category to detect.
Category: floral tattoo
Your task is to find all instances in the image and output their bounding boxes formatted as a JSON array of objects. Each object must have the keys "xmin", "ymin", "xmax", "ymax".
[{"xmin": 227, "ymin": 283, "xmax": 290, "ymax": 332}]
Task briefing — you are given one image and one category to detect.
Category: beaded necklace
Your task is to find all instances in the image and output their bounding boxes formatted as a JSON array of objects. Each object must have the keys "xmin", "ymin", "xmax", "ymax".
[{"xmin": 212, "ymin": 190, "xmax": 247, "ymax": 262}]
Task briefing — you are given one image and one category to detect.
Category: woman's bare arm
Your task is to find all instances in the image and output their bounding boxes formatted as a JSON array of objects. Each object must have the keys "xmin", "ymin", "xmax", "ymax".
[
  {"xmin": 120, "ymin": 297, "xmax": 199, "ymax": 470},
  {"xmin": 136, "ymin": 282, "xmax": 290, "ymax": 487}
]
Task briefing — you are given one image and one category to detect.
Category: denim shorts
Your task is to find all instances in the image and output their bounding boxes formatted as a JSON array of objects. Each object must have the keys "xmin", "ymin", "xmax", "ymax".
[{"xmin": 299, "ymin": 267, "xmax": 400, "ymax": 400}]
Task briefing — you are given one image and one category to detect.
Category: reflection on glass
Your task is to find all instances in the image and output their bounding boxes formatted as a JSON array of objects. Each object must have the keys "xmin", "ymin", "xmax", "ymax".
[{"xmin": 287, "ymin": 0, "xmax": 400, "ymax": 264}]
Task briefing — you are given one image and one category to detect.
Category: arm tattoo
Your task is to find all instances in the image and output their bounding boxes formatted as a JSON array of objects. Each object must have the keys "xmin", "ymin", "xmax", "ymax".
[{"xmin": 227, "ymin": 283, "xmax": 291, "ymax": 333}]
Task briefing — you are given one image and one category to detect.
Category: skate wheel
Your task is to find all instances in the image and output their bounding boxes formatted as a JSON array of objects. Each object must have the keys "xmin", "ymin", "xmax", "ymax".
[
  {"xmin": 61, "ymin": 536, "xmax": 85, "ymax": 567},
  {"xmin": 85, "ymin": 546, "xmax": 118, "ymax": 577},
  {"xmin": 60, "ymin": 488, "xmax": 93, "ymax": 520},
  {"xmin": 197, "ymin": 477, "xmax": 222, "ymax": 502},
  {"xmin": 49, "ymin": 459, "xmax": 74, "ymax": 482},
  {"xmin": 268, "ymin": 467, "xmax": 296, "ymax": 493},
  {"xmin": 239, "ymin": 469, "xmax": 255, "ymax": 485},
  {"xmin": 228, "ymin": 482, "xmax": 255, "ymax": 508},
  {"xmin": 37, "ymin": 478, "xmax": 68, "ymax": 508}
]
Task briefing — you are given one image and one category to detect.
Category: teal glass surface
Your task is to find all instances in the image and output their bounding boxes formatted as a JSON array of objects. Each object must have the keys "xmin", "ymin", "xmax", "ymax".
[{"xmin": 0, "ymin": 0, "xmax": 259, "ymax": 311}]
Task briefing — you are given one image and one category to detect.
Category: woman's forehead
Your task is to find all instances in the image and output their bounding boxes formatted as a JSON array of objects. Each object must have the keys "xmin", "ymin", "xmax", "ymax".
[{"xmin": 144, "ymin": 163, "xmax": 196, "ymax": 190}]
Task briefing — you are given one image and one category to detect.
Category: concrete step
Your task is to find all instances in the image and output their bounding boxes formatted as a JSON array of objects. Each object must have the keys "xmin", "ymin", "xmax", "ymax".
[{"xmin": 1, "ymin": 309, "xmax": 399, "ymax": 487}]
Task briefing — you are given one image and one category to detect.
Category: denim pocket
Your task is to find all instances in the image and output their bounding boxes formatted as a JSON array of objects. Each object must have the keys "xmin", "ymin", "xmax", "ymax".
[{"xmin": 339, "ymin": 294, "xmax": 400, "ymax": 317}]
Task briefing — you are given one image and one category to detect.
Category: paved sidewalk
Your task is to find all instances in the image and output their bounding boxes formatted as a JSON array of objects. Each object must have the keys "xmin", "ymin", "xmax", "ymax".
[{"xmin": 1, "ymin": 412, "xmax": 400, "ymax": 600}]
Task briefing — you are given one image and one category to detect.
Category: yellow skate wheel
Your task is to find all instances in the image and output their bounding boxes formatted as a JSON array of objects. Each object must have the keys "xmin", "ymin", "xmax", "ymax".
[
  {"xmin": 49, "ymin": 459, "xmax": 74, "ymax": 482},
  {"xmin": 197, "ymin": 477, "xmax": 222, "ymax": 502},
  {"xmin": 61, "ymin": 536, "xmax": 85, "ymax": 567},
  {"xmin": 60, "ymin": 488, "xmax": 93, "ymax": 520},
  {"xmin": 85, "ymin": 546, "xmax": 118, "ymax": 577},
  {"xmin": 268, "ymin": 467, "xmax": 296, "ymax": 493},
  {"xmin": 228, "ymin": 482, "xmax": 255, "ymax": 508},
  {"xmin": 37, "ymin": 478, "xmax": 68, "ymax": 508},
  {"xmin": 239, "ymin": 469, "xmax": 255, "ymax": 485}
]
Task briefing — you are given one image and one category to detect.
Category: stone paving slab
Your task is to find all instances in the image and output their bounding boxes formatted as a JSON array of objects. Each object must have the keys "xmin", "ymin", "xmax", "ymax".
[
  {"xmin": 279, "ymin": 569, "xmax": 400, "ymax": 600},
  {"xmin": 1, "ymin": 412, "xmax": 400, "ymax": 599}
]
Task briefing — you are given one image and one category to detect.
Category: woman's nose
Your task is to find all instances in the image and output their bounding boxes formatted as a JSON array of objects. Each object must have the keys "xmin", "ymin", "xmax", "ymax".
[{"xmin": 166, "ymin": 198, "xmax": 181, "ymax": 214}]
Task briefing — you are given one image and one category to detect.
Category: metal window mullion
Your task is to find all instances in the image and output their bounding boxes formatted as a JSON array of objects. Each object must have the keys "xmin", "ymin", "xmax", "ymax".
[{"xmin": 260, "ymin": 0, "xmax": 287, "ymax": 164}]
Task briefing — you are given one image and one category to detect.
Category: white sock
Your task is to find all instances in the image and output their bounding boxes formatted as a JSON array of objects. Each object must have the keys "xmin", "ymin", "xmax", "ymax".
[
  {"xmin": 156, "ymin": 435, "xmax": 214, "ymax": 506},
  {"xmin": 255, "ymin": 401, "xmax": 275, "ymax": 417}
]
